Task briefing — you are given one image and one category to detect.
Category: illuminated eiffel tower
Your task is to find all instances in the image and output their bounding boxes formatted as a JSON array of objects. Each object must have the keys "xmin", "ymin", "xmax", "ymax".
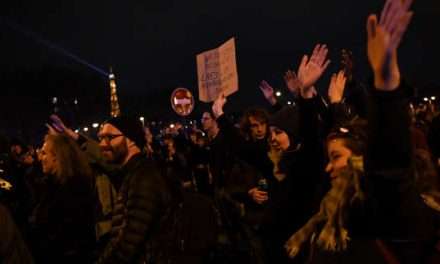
[{"xmin": 109, "ymin": 67, "xmax": 121, "ymax": 117}]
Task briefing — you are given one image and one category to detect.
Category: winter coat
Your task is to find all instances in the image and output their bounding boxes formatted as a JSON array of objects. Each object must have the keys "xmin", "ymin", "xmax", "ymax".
[
  {"xmin": 97, "ymin": 154, "xmax": 173, "ymax": 264},
  {"xmin": 29, "ymin": 176, "xmax": 96, "ymax": 263}
]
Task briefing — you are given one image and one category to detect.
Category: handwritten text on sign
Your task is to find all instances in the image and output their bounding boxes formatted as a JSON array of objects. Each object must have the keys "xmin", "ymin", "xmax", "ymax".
[{"xmin": 197, "ymin": 38, "xmax": 238, "ymax": 102}]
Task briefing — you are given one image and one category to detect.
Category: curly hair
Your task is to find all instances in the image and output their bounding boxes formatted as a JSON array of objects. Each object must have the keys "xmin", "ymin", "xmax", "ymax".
[{"xmin": 44, "ymin": 134, "xmax": 93, "ymax": 185}]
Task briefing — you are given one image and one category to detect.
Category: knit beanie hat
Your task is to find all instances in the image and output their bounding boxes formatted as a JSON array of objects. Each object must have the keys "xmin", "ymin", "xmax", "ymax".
[
  {"xmin": 269, "ymin": 106, "xmax": 301, "ymax": 143},
  {"xmin": 105, "ymin": 116, "xmax": 146, "ymax": 150}
]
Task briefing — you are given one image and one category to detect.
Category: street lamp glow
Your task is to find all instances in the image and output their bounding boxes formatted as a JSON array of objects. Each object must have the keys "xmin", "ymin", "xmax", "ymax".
[
  {"xmin": 139, "ymin": 117, "xmax": 145, "ymax": 122},
  {"xmin": 52, "ymin": 97, "xmax": 58, "ymax": 104},
  {"xmin": 74, "ymin": 129, "xmax": 79, "ymax": 133},
  {"xmin": 170, "ymin": 124, "xmax": 175, "ymax": 129},
  {"xmin": 287, "ymin": 101, "xmax": 292, "ymax": 105},
  {"xmin": 92, "ymin": 123, "xmax": 99, "ymax": 128},
  {"xmin": 431, "ymin": 96, "xmax": 436, "ymax": 101},
  {"xmin": 275, "ymin": 91, "xmax": 282, "ymax": 97},
  {"xmin": 424, "ymin": 97, "xmax": 429, "ymax": 102},
  {"xmin": 83, "ymin": 127, "xmax": 89, "ymax": 132}
]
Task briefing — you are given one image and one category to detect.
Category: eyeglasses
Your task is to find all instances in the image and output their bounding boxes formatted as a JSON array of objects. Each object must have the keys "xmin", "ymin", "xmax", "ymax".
[{"xmin": 98, "ymin": 134, "xmax": 124, "ymax": 142}]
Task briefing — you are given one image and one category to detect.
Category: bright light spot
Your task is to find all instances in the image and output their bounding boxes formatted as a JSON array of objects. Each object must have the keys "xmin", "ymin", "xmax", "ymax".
[
  {"xmin": 170, "ymin": 124, "xmax": 175, "ymax": 128},
  {"xmin": 339, "ymin": 127, "xmax": 349, "ymax": 133},
  {"xmin": 52, "ymin": 97, "xmax": 58, "ymax": 104},
  {"xmin": 74, "ymin": 99, "xmax": 78, "ymax": 105},
  {"xmin": 275, "ymin": 91, "xmax": 282, "ymax": 97},
  {"xmin": 74, "ymin": 129, "xmax": 79, "ymax": 133},
  {"xmin": 92, "ymin": 123, "xmax": 99, "ymax": 128},
  {"xmin": 431, "ymin": 96, "xmax": 436, "ymax": 101},
  {"xmin": 424, "ymin": 97, "xmax": 429, "ymax": 102},
  {"xmin": 287, "ymin": 101, "xmax": 292, "ymax": 105},
  {"xmin": 83, "ymin": 127, "xmax": 89, "ymax": 132},
  {"xmin": 109, "ymin": 73, "xmax": 115, "ymax": 79},
  {"xmin": 139, "ymin": 117, "xmax": 145, "ymax": 122}
]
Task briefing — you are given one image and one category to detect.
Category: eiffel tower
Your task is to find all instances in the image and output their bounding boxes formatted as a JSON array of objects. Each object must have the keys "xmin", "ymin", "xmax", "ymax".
[{"xmin": 109, "ymin": 67, "xmax": 121, "ymax": 117}]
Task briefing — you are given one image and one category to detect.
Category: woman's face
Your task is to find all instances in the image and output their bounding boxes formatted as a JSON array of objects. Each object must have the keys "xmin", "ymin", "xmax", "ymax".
[
  {"xmin": 269, "ymin": 126, "xmax": 290, "ymax": 151},
  {"xmin": 325, "ymin": 139, "xmax": 352, "ymax": 181},
  {"xmin": 39, "ymin": 140, "xmax": 58, "ymax": 175}
]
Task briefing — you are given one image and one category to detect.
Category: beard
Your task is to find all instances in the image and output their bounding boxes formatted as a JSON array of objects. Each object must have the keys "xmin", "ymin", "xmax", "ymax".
[{"xmin": 101, "ymin": 140, "xmax": 128, "ymax": 165}]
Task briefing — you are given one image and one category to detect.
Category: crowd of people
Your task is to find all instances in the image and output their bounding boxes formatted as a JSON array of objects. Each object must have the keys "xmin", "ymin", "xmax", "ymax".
[{"xmin": 1, "ymin": 0, "xmax": 440, "ymax": 263}]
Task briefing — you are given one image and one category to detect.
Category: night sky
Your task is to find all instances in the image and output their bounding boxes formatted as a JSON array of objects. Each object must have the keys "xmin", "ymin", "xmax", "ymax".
[{"xmin": 0, "ymin": 0, "xmax": 439, "ymax": 142}]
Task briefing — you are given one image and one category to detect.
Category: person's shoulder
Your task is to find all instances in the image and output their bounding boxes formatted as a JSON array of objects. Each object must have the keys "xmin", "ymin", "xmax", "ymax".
[{"xmin": 130, "ymin": 157, "xmax": 162, "ymax": 180}]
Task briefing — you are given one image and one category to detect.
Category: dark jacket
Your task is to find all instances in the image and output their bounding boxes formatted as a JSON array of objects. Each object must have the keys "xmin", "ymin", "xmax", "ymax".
[
  {"xmin": 0, "ymin": 203, "xmax": 34, "ymax": 264},
  {"xmin": 97, "ymin": 154, "xmax": 173, "ymax": 264},
  {"xmin": 29, "ymin": 175, "xmax": 95, "ymax": 264},
  {"xmin": 208, "ymin": 115, "xmax": 242, "ymax": 190},
  {"xmin": 261, "ymin": 97, "xmax": 325, "ymax": 263}
]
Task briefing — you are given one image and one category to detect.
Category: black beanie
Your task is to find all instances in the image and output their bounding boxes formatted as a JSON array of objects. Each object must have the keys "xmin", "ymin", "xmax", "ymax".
[
  {"xmin": 269, "ymin": 106, "xmax": 300, "ymax": 143},
  {"xmin": 105, "ymin": 116, "xmax": 146, "ymax": 150}
]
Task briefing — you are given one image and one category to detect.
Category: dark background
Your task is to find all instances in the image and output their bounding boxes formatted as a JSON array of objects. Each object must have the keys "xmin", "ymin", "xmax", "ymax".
[{"xmin": 0, "ymin": 0, "xmax": 439, "ymax": 143}]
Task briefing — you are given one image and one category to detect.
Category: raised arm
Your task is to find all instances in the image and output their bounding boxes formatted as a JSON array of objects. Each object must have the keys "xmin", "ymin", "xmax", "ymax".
[{"xmin": 366, "ymin": 0, "xmax": 414, "ymax": 170}]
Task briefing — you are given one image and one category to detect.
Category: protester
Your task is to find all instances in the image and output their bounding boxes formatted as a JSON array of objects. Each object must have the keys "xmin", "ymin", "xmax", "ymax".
[
  {"xmin": 0, "ymin": 202, "xmax": 34, "ymax": 263},
  {"xmin": 286, "ymin": 1, "xmax": 439, "ymax": 263},
  {"xmin": 29, "ymin": 133, "xmax": 96, "ymax": 263},
  {"xmin": 96, "ymin": 116, "xmax": 175, "ymax": 263}
]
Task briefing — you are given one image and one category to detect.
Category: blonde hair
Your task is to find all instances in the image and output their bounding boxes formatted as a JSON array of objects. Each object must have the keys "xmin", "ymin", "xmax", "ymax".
[{"xmin": 44, "ymin": 134, "xmax": 93, "ymax": 184}]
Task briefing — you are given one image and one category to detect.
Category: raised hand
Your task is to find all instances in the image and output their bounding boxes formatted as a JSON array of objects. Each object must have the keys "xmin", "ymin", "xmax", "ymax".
[
  {"xmin": 212, "ymin": 93, "xmax": 227, "ymax": 119},
  {"xmin": 341, "ymin": 49, "xmax": 353, "ymax": 82},
  {"xmin": 259, "ymin": 80, "xmax": 277, "ymax": 106},
  {"xmin": 297, "ymin": 44, "xmax": 331, "ymax": 93},
  {"xmin": 328, "ymin": 70, "xmax": 347, "ymax": 104},
  {"xmin": 50, "ymin": 114, "xmax": 79, "ymax": 140},
  {"xmin": 367, "ymin": 0, "xmax": 413, "ymax": 91},
  {"xmin": 284, "ymin": 70, "xmax": 301, "ymax": 97},
  {"xmin": 45, "ymin": 123, "xmax": 60, "ymax": 136}
]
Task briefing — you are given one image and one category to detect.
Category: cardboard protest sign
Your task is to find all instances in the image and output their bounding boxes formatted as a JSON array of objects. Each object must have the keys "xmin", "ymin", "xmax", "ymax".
[{"xmin": 197, "ymin": 38, "xmax": 238, "ymax": 102}]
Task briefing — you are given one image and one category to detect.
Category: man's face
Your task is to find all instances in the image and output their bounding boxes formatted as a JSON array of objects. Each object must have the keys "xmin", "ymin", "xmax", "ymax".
[
  {"xmin": 201, "ymin": 112, "xmax": 215, "ymax": 131},
  {"xmin": 249, "ymin": 116, "xmax": 267, "ymax": 140},
  {"xmin": 98, "ymin": 124, "xmax": 128, "ymax": 165}
]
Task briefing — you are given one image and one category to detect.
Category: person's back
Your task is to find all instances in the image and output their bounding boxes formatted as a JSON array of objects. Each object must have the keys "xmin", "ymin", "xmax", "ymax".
[{"xmin": 0, "ymin": 203, "xmax": 34, "ymax": 264}]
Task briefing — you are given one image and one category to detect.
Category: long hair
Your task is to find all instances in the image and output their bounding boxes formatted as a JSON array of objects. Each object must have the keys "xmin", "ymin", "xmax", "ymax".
[{"xmin": 44, "ymin": 134, "xmax": 93, "ymax": 185}]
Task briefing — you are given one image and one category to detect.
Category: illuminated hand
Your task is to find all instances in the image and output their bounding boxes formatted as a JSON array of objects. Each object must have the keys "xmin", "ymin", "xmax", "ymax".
[
  {"xmin": 212, "ymin": 93, "xmax": 227, "ymax": 119},
  {"xmin": 297, "ymin": 44, "xmax": 331, "ymax": 94},
  {"xmin": 328, "ymin": 70, "xmax": 347, "ymax": 104},
  {"xmin": 259, "ymin": 80, "xmax": 277, "ymax": 105},
  {"xmin": 284, "ymin": 70, "xmax": 301, "ymax": 96},
  {"xmin": 367, "ymin": 0, "xmax": 413, "ymax": 91}
]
